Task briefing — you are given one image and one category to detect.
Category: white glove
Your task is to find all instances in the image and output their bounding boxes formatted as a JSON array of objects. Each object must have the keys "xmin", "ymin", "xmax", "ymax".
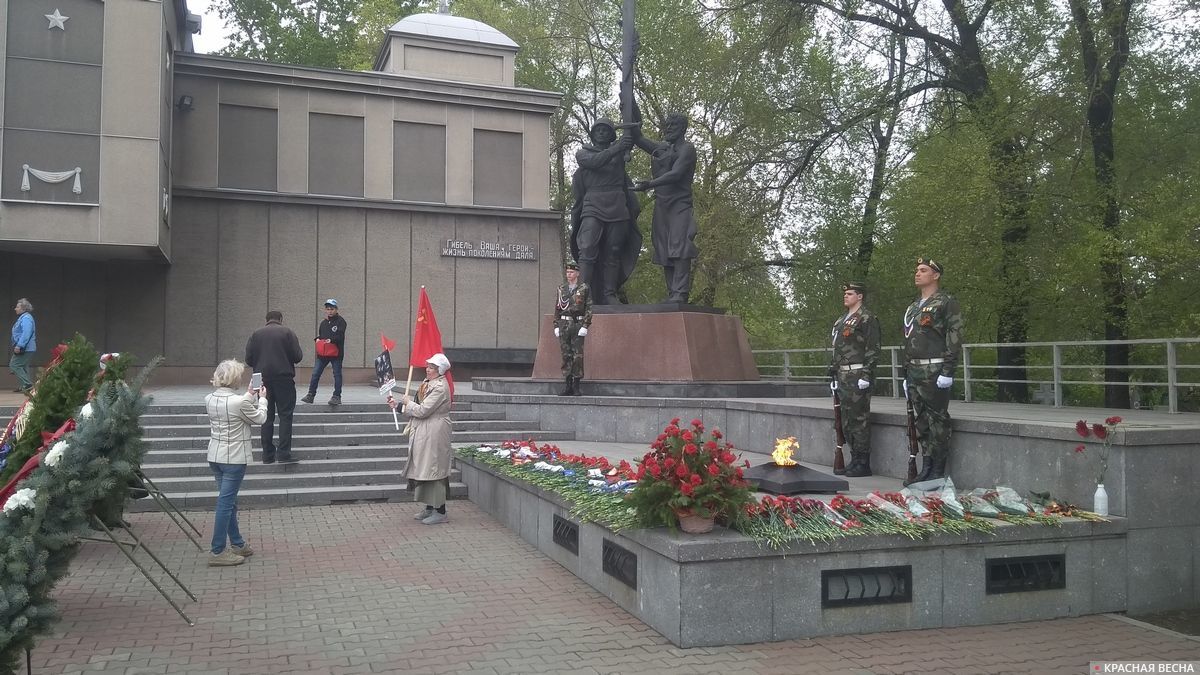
[
  {"xmin": 578, "ymin": 326, "xmax": 588, "ymax": 337},
  {"xmin": 553, "ymin": 327, "xmax": 560, "ymax": 337},
  {"xmin": 936, "ymin": 375, "xmax": 953, "ymax": 389},
  {"xmin": 902, "ymin": 380, "xmax": 908, "ymax": 400},
  {"xmin": 857, "ymin": 379, "xmax": 870, "ymax": 390},
  {"xmin": 829, "ymin": 380, "xmax": 838, "ymax": 392}
]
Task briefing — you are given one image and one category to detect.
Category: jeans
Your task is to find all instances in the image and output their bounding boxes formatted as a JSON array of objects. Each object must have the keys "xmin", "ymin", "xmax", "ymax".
[
  {"xmin": 262, "ymin": 377, "xmax": 296, "ymax": 461},
  {"xmin": 209, "ymin": 462, "xmax": 246, "ymax": 554},
  {"xmin": 307, "ymin": 357, "xmax": 342, "ymax": 397},
  {"xmin": 9, "ymin": 351, "xmax": 33, "ymax": 390}
]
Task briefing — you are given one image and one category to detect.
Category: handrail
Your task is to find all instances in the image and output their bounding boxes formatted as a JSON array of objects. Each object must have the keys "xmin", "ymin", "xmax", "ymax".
[{"xmin": 753, "ymin": 338, "xmax": 1200, "ymax": 413}]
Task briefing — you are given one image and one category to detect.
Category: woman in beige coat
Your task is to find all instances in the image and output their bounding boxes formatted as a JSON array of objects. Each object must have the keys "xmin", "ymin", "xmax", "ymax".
[{"xmin": 393, "ymin": 353, "xmax": 453, "ymax": 525}]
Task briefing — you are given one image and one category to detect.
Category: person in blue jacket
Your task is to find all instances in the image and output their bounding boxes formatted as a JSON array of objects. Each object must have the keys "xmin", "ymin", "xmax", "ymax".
[{"xmin": 10, "ymin": 298, "xmax": 36, "ymax": 394}]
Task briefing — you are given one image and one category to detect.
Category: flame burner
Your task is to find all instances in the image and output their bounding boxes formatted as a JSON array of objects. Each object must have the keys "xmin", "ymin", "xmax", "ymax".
[{"xmin": 772, "ymin": 437, "xmax": 799, "ymax": 466}]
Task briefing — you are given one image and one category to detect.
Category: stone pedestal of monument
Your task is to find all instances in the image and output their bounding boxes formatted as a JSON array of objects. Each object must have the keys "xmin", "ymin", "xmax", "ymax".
[{"xmin": 531, "ymin": 306, "xmax": 760, "ymax": 381}]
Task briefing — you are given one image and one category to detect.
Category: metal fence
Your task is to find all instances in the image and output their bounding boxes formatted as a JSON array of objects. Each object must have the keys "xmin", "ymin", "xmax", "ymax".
[{"xmin": 752, "ymin": 338, "xmax": 1200, "ymax": 413}]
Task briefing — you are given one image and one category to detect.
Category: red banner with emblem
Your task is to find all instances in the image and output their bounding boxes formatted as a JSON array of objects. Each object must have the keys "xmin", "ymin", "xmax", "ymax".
[{"xmin": 408, "ymin": 287, "xmax": 453, "ymax": 397}]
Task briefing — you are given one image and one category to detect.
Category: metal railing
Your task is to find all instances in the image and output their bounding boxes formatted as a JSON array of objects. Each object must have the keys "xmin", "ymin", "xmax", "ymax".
[{"xmin": 752, "ymin": 338, "xmax": 1200, "ymax": 413}]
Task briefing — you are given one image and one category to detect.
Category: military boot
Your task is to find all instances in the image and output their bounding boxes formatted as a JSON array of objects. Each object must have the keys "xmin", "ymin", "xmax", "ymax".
[
  {"xmin": 928, "ymin": 456, "xmax": 948, "ymax": 480},
  {"xmin": 600, "ymin": 259, "xmax": 621, "ymax": 304},
  {"xmin": 558, "ymin": 377, "xmax": 573, "ymax": 396},
  {"xmin": 844, "ymin": 452, "xmax": 872, "ymax": 478},
  {"xmin": 913, "ymin": 456, "xmax": 936, "ymax": 483},
  {"xmin": 570, "ymin": 376, "xmax": 583, "ymax": 396}
]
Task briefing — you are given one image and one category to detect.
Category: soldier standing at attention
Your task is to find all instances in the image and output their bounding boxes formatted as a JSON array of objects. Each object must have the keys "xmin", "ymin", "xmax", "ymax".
[
  {"xmin": 828, "ymin": 282, "xmax": 881, "ymax": 477},
  {"xmin": 903, "ymin": 258, "xmax": 964, "ymax": 482},
  {"xmin": 554, "ymin": 262, "xmax": 592, "ymax": 396}
]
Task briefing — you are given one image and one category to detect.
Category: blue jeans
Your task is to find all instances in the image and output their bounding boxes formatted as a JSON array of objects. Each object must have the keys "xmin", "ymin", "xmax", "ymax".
[
  {"xmin": 307, "ymin": 357, "xmax": 342, "ymax": 397},
  {"xmin": 209, "ymin": 462, "xmax": 246, "ymax": 554}
]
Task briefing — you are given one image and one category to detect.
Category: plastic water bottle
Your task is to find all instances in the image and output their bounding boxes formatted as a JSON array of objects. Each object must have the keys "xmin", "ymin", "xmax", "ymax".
[{"xmin": 1093, "ymin": 484, "xmax": 1109, "ymax": 517}]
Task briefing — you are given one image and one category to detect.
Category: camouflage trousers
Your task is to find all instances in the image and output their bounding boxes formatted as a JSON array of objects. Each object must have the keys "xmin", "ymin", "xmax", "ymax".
[
  {"xmin": 906, "ymin": 363, "xmax": 953, "ymax": 460},
  {"xmin": 835, "ymin": 371, "xmax": 872, "ymax": 454},
  {"xmin": 558, "ymin": 322, "xmax": 586, "ymax": 379}
]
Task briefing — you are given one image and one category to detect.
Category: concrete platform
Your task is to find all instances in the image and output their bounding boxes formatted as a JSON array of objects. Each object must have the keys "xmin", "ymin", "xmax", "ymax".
[{"xmin": 458, "ymin": 452, "xmax": 1129, "ymax": 647}]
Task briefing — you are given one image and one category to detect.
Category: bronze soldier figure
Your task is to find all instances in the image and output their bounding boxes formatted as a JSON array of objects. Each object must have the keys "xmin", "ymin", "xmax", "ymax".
[
  {"xmin": 569, "ymin": 120, "xmax": 641, "ymax": 305},
  {"xmin": 828, "ymin": 282, "xmax": 881, "ymax": 477},
  {"xmin": 554, "ymin": 262, "xmax": 592, "ymax": 396},
  {"xmin": 902, "ymin": 257, "xmax": 965, "ymax": 483},
  {"xmin": 631, "ymin": 109, "xmax": 699, "ymax": 304}
]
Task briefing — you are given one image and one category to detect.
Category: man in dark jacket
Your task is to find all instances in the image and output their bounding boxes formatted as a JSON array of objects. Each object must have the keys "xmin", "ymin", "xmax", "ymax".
[
  {"xmin": 302, "ymin": 299, "xmax": 347, "ymax": 406},
  {"xmin": 245, "ymin": 310, "xmax": 303, "ymax": 464}
]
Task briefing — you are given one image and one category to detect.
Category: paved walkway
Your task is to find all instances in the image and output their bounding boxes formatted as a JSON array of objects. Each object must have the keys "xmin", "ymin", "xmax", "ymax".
[{"xmin": 36, "ymin": 504, "xmax": 1199, "ymax": 674}]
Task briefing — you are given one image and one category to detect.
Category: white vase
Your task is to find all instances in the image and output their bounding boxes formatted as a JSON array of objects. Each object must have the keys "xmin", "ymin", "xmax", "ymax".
[{"xmin": 1093, "ymin": 484, "xmax": 1109, "ymax": 516}]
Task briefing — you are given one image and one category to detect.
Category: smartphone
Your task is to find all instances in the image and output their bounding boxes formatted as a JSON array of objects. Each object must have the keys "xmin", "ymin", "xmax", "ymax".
[{"xmin": 250, "ymin": 372, "xmax": 262, "ymax": 391}]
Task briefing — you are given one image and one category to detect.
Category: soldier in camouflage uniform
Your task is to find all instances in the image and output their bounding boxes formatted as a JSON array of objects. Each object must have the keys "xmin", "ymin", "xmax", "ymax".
[
  {"xmin": 902, "ymin": 257, "xmax": 964, "ymax": 483},
  {"xmin": 554, "ymin": 262, "xmax": 592, "ymax": 396},
  {"xmin": 828, "ymin": 282, "xmax": 881, "ymax": 477}
]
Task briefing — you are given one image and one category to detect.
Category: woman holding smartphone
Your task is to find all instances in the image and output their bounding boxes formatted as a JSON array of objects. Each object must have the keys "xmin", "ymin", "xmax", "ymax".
[{"xmin": 204, "ymin": 359, "xmax": 268, "ymax": 566}]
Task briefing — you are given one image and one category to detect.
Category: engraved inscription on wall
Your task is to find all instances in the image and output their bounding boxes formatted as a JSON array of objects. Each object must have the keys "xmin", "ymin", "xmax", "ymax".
[{"xmin": 441, "ymin": 239, "xmax": 536, "ymax": 261}]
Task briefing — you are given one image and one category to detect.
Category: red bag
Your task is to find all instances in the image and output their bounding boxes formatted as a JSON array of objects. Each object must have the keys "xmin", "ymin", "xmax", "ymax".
[{"xmin": 315, "ymin": 339, "xmax": 339, "ymax": 358}]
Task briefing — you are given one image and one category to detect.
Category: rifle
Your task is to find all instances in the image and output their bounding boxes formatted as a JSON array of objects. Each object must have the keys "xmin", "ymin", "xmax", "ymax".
[
  {"xmin": 831, "ymin": 384, "xmax": 847, "ymax": 475},
  {"xmin": 903, "ymin": 386, "xmax": 920, "ymax": 484}
]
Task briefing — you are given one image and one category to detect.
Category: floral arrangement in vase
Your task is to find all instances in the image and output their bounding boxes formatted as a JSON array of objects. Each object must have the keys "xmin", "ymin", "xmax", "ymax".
[{"xmin": 626, "ymin": 418, "xmax": 753, "ymax": 533}]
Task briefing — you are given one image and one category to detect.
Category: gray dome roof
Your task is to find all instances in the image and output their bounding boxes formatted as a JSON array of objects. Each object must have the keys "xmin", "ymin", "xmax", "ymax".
[{"xmin": 388, "ymin": 13, "xmax": 518, "ymax": 49}]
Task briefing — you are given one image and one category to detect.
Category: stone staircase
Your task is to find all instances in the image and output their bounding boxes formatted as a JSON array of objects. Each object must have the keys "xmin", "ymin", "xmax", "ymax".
[{"xmin": 131, "ymin": 400, "xmax": 573, "ymax": 510}]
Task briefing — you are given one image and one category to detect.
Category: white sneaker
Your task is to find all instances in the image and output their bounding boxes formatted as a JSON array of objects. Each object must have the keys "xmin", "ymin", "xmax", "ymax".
[
  {"xmin": 421, "ymin": 512, "xmax": 448, "ymax": 525},
  {"xmin": 414, "ymin": 507, "xmax": 433, "ymax": 521}
]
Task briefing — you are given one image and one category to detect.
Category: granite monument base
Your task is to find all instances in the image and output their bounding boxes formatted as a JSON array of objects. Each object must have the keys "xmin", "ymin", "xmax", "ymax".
[
  {"xmin": 531, "ymin": 310, "xmax": 759, "ymax": 382},
  {"xmin": 744, "ymin": 462, "xmax": 849, "ymax": 494}
]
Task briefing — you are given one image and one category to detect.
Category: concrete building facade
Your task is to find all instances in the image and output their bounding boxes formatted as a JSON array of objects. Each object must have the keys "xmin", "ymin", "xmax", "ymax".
[{"xmin": 0, "ymin": 3, "xmax": 562, "ymax": 383}]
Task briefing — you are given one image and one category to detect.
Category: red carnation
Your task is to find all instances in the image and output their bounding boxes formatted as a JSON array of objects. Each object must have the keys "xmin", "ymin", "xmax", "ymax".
[
  {"xmin": 712, "ymin": 429, "xmax": 723, "ymax": 440},
  {"xmin": 684, "ymin": 443, "xmax": 698, "ymax": 455},
  {"xmin": 1075, "ymin": 420, "xmax": 1090, "ymax": 438},
  {"xmin": 1105, "ymin": 415, "xmax": 1123, "ymax": 426},
  {"xmin": 664, "ymin": 457, "xmax": 676, "ymax": 470},
  {"xmin": 704, "ymin": 440, "xmax": 718, "ymax": 452},
  {"xmin": 681, "ymin": 430, "xmax": 694, "ymax": 442},
  {"xmin": 1092, "ymin": 423, "xmax": 1108, "ymax": 440},
  {"xmin": 735, "ymin": 467, "xmax": 744, "ymax": 479},
  {"xmin": 690, "ymin": 473, "xmax": 702, "ymax": 486},
  {"xmin": 680, "ymin": 482, "xmax": 694, "ymax": 496},
  {"xmin": 707, "ymin": 463, "xmax": 720, "ymax": 476},
  {"xmin": 690, "ymin": 419, "xmax": 703, "ymax": 429},
  {"xmin": 675, "ymin": 463, "xmax": 689, "ymax": 479},
  {"xmin": 670, "ymin": 417, "xmax": 681, "ymax": 426},
  {"xmin": 1074, "ymin": 445, "xmax": 1085, "ymax": 454}
]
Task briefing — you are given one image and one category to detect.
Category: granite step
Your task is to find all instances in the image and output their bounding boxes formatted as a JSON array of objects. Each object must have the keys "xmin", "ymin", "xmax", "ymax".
[
  {"xmin": 140, "ymin": 419, "xmax": 535, "ymax": 437},
  {"xmin": 145, "ymin": 467, "xmax": 462, "ymax": 492},
  {"xmin": 127, "ymin": 481, "xmax": 469, "ymax": 511},
  {"xmin": 139, "ymin": 401, "xmax": 474, "ymax": 415},
  {"xmin": 142, "ymin": 456, "xmax": 408, "ymax": 477},
  {"xmin": 143, "ymin": 444, "xmax": 409, "ymax": 463},
  {"xmin": 140, "ymin": 410, "xmax": 505, "ymax": 425},
  {"xmin": 142, "ymin": 429, "xmax": 575, "ymax": 449}
]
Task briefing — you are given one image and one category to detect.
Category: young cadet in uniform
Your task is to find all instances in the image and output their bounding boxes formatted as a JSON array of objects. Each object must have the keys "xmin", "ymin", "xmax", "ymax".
[
  {"xmin": 828, "ymin": 282, "xmax": 881, "ymax": 477},
  {"xmin": 902, "ymin": 258, "xmax": 964, "ymax": 484},
  {"xmin": 553, "ymin": 262, "xmax": 592, "ymax": 396}
]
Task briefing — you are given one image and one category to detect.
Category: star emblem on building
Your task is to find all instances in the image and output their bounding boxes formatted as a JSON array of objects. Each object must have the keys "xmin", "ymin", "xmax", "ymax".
[{"xmin": 45, "ymin": 9, "xmax": 69, "ymax": 30}]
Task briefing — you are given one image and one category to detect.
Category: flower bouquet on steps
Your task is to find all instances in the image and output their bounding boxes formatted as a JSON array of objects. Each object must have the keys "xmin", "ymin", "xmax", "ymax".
[{"xmin": 626, "ymin": 418, "xmax": 753, "ymax": 533}]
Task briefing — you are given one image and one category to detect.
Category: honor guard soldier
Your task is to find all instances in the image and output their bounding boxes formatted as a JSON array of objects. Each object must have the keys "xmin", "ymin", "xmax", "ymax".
[
  {"xmin": 554, "ymin": 262, "xmax": 592, "ymax": 396},
  {"xmin": 828, "ymin": 282, "xmax": 881, "ymax": 477},
  {"xmin": 903, "ymin": 257, "xmax": 964, "ymax": 483}
]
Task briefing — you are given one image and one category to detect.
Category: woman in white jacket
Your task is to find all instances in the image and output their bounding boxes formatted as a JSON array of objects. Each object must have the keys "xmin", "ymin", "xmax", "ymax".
[{"xmin": 205, "ymin": 359, "xmax": 268, "ymax": 566}]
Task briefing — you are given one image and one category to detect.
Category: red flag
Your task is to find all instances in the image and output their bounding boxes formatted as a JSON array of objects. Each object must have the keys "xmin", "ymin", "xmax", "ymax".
[
  {"xmin": 381, "ymin": 332, "xmax": 396, "ymax": 354},
  {"xmin": 409, "ymin": 287, "xmax": 454, "ymax": 398}
]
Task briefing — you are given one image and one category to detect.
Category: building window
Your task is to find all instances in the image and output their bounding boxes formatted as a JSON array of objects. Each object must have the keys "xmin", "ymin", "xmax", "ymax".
[
  {"xmin": 309, "ymin": 113, "xmax": 365, "ymax": 197},
  {"xmin": 218, "ymin": 104, "xmax": 278, "ymax": 191},
  {"xmin": 393, "ymin": 121, "xmax": 446, "ymax": 203},
  {"xmin": 473, "ymin": 129, "xmax": 522, "ymax": 208}
]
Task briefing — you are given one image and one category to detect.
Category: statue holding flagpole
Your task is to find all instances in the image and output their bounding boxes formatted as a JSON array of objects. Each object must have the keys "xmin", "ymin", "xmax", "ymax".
[{"xmin": 568, "ymin": 0, "xmax": 642, "ymax": 305}]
